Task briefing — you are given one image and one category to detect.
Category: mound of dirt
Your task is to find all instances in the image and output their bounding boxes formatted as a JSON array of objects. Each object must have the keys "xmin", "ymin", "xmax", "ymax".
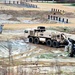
[{"xmin": 0, "ymin": 10, "xmax": 75, "ymax": 24}]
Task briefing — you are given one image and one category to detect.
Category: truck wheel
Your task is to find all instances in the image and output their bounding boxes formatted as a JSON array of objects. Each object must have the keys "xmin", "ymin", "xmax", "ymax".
[
  {"xmin": 69, "ymin": 53, "xmax": 74, "ymax": 57},
  {"xmin": 34, "ymin": 38, "xmax": 39, "ymax": 44},
  {"xmin": 29, "ymin": 37, "xmax": 33, "ymax": 43},
  {"xmin": 46, "ymin": 39, "xmax": 52, "ymax": 47},
  {"xmin": 52, "ymin": 41, "xmax": 60, "ymax": 48}
]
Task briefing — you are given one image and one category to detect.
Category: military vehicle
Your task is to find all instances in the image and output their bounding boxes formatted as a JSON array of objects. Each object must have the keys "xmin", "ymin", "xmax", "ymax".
[{"xmin": 24, "ymin": 26, "xmax": 68, "ymax": 48}]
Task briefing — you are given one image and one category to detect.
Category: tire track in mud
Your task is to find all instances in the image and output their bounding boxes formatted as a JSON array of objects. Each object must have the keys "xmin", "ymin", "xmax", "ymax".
[{"xmin": 28, "ymin": 43, "xmax": 64, "ymax": 52}]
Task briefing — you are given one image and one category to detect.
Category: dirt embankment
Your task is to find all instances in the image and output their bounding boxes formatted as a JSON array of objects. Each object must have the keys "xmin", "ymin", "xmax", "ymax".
[
  {"xmin": 0, "ymin": 10, "xmax": 75, "ymax": 23},
  {"xmin": 0, "ymin": 10, "xmax": 51, "ymax": 23},
  {"xmin": 0, "ymin": 10, "xmax": 50, "ymax": 17}
]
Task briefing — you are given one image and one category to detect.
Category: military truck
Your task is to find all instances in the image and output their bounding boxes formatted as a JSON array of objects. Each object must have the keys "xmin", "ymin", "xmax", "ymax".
[{"xmin": 24, "ymin": 26, "xmax": 68, "ymax": 48}]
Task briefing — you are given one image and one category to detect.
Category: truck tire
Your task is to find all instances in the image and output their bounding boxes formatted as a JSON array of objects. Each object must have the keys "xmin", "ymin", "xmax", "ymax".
[
  {"xmin": 69, "ymin": 53, "xmax": 74, "ymax": 57},
  {"xmin": 52, "ymin": 41, "xmax": 60, "ymax": 48},
  {"xmin": 46, "ymin": 39, "xmax": 52, "ymax": 47},
  {"xmin": 34, "ymin": 38, "xmax": 39, "ymax": 44},
  {"xmin": 29, "ymin": 37, "xmax": 33, "ymax": 43}
]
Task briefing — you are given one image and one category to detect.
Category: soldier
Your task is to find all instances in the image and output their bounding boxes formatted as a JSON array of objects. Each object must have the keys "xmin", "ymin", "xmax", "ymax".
[{"xmin": 65, "ymin": 38, "xmax": 75, "ymax": 57}]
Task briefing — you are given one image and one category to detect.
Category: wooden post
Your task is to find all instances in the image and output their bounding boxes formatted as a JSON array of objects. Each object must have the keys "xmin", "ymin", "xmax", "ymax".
[
  {"xmin": 58, "ymin": 9, "xmax": 59, "ymax": 12},
  {"xmin": 48, "ymin": 15, "xmax": 50, "ymax": 19},
  {"xmin": 9, "ymin": 1, "xmax": 11, "ymax": 4},
  {"xmin": 56, "ymin": 16, "xmax": 58, "ymax": 21},
  {"xmin": 54, "ymin": 8, "xmax": 55, "ymax": 12},
  {"xmin": 51, "ymin": 8, "xmax": 53, "ymax": 12},
  {"xmin": 13, "ymin": 1, "xmax": 15, "ymax": 4},
  {"xmin": 59, "ymin": 17, "xmax": 61, "ymax": 22},
  {"xmin": 17, "ymin": 1, "xmax": 19, "ymax": 4},
  {"xmin": 62, "ymin": 18, "xmax": 64, "ymax": 23},
  {"xmin": 56, "ymin": 9, "xmax": 57, "ymax": 12},
  {"xmin": 51, "ymin": 15, "xmax": 52, "ymax": 20},
  {"xmin": 53, "ymin": 16, "xmax": 55, "ymax": 20},
  {"xmin": 66, "ymin": 19, "xmax": 68, "ymax": 23}
]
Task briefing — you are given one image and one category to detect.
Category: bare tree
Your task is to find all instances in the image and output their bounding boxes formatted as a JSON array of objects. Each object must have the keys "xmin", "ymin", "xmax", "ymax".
[
  {"xmin": 54, "ymin": 55, "xmax": 61, "ymax": 75},
  {"xmin": 7, "ymin": 39, "xmax": 14, "ymax": 75}
]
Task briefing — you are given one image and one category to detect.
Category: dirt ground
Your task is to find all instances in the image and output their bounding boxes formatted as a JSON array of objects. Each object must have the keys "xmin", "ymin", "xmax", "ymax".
[
  {"xmin": 4, "ymin": 23, "xmax": 75, "ymax": 30},
  {"xmin": 0, "ymin": 3, "xmax": 75, "ymax": 12},
  {"xmin": 0, "ymin": 3, "xmax": 74, "ymax": 27}
]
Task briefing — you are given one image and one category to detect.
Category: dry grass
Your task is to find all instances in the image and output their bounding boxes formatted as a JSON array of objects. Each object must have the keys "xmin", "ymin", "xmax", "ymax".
[
  {"xmin": 4, "ymin": 23, "xmax": 75, "ymax": 30},
  {"xmin": 0, "ymin": 3, "xmax": 75, "ymax": 12},
  {"xmin": 33, "ymin": 2, "xmax": 75, "ymax": 12}
]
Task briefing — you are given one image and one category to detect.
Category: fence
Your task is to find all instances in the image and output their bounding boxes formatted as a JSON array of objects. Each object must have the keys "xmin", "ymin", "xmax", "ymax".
[
  {"xmin": 5, "ymin": 1, "xmax": 20, "ymax": 4},
  {"xmin": 5, "ymin": 1, "xmax": 38, "ymax": 8},
  {"xmin": 4, "ymin": 0, "xmax": 75, "ymax": 4},
  {"xmin": 48, "ymin": 15, "xmax": 69, "ymax": 23},
  {"xmin": 51, "ymin": 8, "xmax": 65, "ymax": 14},
  {"xmin": 21, "ymin": 2, "xmax": 38, "ymax": 8},
  {"xmin": 4, "ymin": 0, "xmax": 54, "ymax": 3}
]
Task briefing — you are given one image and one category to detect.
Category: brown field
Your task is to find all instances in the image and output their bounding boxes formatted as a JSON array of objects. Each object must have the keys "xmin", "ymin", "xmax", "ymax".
[
  {"xmin": 4, "ymin": 23, "xmax": 75, "ymax": 29},
  {"xmin": 0, "ymin": 3, "xmax": 75, "ymax": 12},
  {"xmin": 30, "ymin": 2, "xmax": 75, "ymax": 12}
]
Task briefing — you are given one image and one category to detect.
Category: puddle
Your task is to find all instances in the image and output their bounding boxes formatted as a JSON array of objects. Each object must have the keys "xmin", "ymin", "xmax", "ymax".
[
  {"xmin": 3, "ymin": 29, "xmax": 24, "ymax": 33},
  {"xmin": 17, "ymin": 17, "xmax": 40, "ymax": 24},
  {"xmin": 22, "ymin": 20, "xmax": 40, "ymax": 24},
  {"xmin": 0, "ymin": 14, "xmax": 12, "ymax": 20},
  {"xmin": 0, "ymin": 40, "xmax": 35, "ymax": 57},
  {"xmin": 0, "ymin": 19, "xmax": 20, "ymax": 24},
  {"xmin": 0, "ymin": 14, "xmax": 20, "ymax": 24}
]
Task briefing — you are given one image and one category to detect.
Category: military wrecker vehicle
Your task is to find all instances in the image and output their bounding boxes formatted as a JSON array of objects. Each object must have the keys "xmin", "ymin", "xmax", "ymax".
[
  {"xmin": 24, "ymin": 26, "xmax": 68, "ymax": 48},
  {"xmin": 24, "ymin": 26, "xmax": 75, "ymax": 57}
]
